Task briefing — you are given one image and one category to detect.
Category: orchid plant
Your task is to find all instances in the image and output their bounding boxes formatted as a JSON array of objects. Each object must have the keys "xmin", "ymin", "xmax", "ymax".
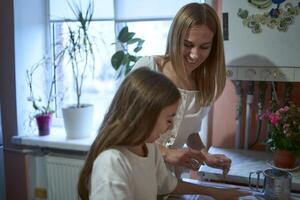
[
  {"xmin": 262, "ymin": 100, "xmax": 300, "ymax": 154},
  {"xmin": 26, "ymin": 56, "xmax": 56, "ymax": 116}
]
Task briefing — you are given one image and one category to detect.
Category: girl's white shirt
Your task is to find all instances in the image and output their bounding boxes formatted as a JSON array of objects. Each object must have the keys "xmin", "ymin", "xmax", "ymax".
[
  {"xmin": 90, "ymin": 143, "xmax": 178, "ymax": 200},
  {"xmin": 132, "ymin": 56, "xmax": 211, "ymax": 148}
]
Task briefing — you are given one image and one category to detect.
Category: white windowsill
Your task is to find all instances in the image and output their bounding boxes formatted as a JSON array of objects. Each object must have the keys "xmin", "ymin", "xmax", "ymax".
[{"xmin": 11, "ymin": 127, "xmax": 96, "ymax": 152}]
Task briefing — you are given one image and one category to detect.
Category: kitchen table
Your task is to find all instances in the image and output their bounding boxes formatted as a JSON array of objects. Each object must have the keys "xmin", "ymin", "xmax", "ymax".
[
  {"xmin": 166, "ymin": 177, "xmax": 300, "ymax": 199},
  {"xmin": 198, "ymin": 147, "xmax": 300, "ymax": 192}
]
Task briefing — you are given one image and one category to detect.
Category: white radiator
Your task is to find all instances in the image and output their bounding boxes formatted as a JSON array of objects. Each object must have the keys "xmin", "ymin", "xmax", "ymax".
[{"xmin": 46, "ymin": 154, "xmax": 85, "ymax": 200}]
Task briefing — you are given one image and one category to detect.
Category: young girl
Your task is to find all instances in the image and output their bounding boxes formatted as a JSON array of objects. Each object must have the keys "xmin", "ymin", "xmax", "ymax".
[{"xmin": 78, "ymin": 67, "xmax": 249, "ymax": 200}]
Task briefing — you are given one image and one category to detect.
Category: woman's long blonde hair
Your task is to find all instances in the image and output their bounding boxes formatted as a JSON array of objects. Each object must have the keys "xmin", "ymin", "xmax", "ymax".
[
  {"xmin": 165, "ymin": 3, "xmax": 226, "ymax": 106},
  {"xmin": 78, "ymin": 67, "xmax": 180, "ymax": 200}
]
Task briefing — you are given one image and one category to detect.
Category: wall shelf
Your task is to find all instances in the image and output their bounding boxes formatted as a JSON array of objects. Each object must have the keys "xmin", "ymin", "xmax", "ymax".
[{"xmin": 226, "ymin": 66, "xmax": 300, "ymax": 82}]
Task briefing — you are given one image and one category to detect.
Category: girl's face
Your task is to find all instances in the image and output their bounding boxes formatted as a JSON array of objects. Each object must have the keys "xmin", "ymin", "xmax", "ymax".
[
  {"xmin": 146, "ymin": 101, "xmax": 179, "ymax": 143},
  {"xmin": 182, "ymin": 25, "xmax": 214, "ymax": 75}
]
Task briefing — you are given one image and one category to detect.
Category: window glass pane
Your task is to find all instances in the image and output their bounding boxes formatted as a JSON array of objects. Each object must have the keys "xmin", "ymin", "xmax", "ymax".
[
  {"xmin": 49, "ymin": 2, "xmax": 207, "ymax": 129},
  {"xmin": 115, "ymin": 0, "xmax": 201, "ymax": 20},
  {"xmin": 126, "ymin": 21, "xmax": 172, "ymax": 55},
  {"xmin": 52, "ymin": 21, "xmax": 117, "ymax": 126},
  {"xmin": 50, "ymin": 0, "xmax": 114, "ymax": 21},
  {"xmin": 50, "ymin": 0, "xmax": 205, "ymax": 21}
]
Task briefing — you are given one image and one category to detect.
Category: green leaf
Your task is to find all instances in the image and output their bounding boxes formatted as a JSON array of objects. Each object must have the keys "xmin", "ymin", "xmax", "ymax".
[
  {"xmin": 129, "ymin": 55, "xmax": 137, "ymax": 62},
  {"xmin": 138, "ymin": 39, "xmax": 145, "ymax": 46},
  {"xmin": 125, "ymin": 65, "xmax": 133, "ymax": 75},
  {"xmin": 122, "ymin": 54, "xmax": 130, "ymax": 66},
  {"xmin": 117, "ymin": 26, "xmax": 129, "ymax": 42},
  {"xmin": 117, "ymin": 27, "xmax": 136, "ymax": 43},
  {"xmin": 111, "ymin": 51, "xmax": 125, "ymax": 70},
  {"xmin": 134, "ymin": 40, "xmax": 145, "ymax": 53},
  {"xmin": 112, "ymin": 26, "xmax": 144, "ymax": 77},
  {"xmin": 120, "ymin": 32, "xmax": 135, "ymax": 43},
  {"xmin": 127, "ymin": 32, "xmax": 135, "ymax": 40},
  {"xmin": 134, "ymin": 46, "xmax": 142, "ymax": 53}
]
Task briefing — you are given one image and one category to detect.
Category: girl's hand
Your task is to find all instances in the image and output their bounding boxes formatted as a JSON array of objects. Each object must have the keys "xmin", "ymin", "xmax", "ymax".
[
  {"xmin": 165, "ymin": 148, "xmax": 205, "ymax": 170},
  {"xmin": 204, "ymin": 153, "xmax": 231, "ymax": 175}
]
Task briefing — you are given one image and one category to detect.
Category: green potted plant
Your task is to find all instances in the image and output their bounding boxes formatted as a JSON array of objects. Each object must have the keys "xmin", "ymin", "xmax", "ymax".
[
  {"xmin": 262, "ymin": 100, "xmax": 300, "ymax": 169},
  {"xmin": 26, "ymin": 57, "xmax": 56, "ymax": 136},
  {"xmin": 59, "ymin": 0, "xmax": 95, "ymax": 139},
  {"xmin": 111, "ymin": 26, "xmax": 144, "ymax": 77}
]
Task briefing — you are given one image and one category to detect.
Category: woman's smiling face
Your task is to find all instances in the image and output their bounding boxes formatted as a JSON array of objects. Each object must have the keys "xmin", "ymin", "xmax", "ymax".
[{"xmin": 182, "ymin": 25, "xmax": 214, "ymax": 75}]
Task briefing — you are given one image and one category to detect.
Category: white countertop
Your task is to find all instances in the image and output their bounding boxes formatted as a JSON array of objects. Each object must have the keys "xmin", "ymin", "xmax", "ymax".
[
  {"xmin": 199, "ymin": 147, "xmax": 300, "ymax": 192},
  {"xmin": 167, "ymin": 178, "xmax": 300, "ymax": 200},
  {"xmin": 11, "ymin": 127, "xmax": 96, "ymax": 151}
]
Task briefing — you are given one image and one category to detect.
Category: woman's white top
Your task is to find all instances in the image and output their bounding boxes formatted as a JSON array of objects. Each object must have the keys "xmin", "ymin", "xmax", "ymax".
[
  {"xmin": 132, "ymin": 56, "xmax": 211, "ymax": 148},
  {"xmin": 90, "ymin": 143, "xmax": 178, "ymax": 200}
]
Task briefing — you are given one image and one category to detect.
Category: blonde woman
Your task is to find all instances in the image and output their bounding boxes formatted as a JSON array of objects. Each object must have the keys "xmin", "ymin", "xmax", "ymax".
[
  {"xmin": 132, "ymin": 3, "xmax": 231, "ymax": 174},
  {"xmin": 78, "ymin": 67, "xmax": 249, "ymax": 200}
]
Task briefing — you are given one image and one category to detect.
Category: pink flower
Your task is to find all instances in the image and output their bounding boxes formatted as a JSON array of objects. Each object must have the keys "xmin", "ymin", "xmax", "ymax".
[
  {"xmin": 283, "ymin": 123, "xmax": 290, "ymax": 132},
  {"xmin": 279, "ymin": 106, "xmax": 289, "ymax": 113},
  {"xmin": 284, "ymin": 106, "xmax": 289, "ymax": 112},
  {"xmin": 264, "ymin": 102, "xmax": 300, "ymax": 152},
  {"xmin": 268, "ymin": 112, "xmax": 280, "ymax": 126}
]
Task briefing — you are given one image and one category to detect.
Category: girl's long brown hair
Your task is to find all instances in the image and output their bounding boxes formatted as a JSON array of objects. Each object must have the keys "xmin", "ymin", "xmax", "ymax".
[
  {"xmin": 165, "ymin": 3, "xmax": 226, "ymax": 106},
  {"xmin": 78, "ymin": 67, "xmax": 180, "ymax": 200}
]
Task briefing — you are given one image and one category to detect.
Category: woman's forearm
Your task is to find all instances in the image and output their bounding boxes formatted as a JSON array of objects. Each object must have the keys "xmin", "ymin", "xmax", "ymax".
[
  {"xmin": 186, "ymin": 133, "xmax": 206, "ymax": 151},
  {"xmin": 186, "ymin": 133, "xmax": 212, "ymax": 163}
]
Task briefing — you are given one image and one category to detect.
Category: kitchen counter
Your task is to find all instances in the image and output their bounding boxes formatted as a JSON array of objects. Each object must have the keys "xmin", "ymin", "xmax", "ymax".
[
  {"xmin": 166, "ymin": 178, "xmax": 300, "ymax": 200},
  {"xmin": 198, "ymin": 147, "xmax": 300, "ymax": 192}
]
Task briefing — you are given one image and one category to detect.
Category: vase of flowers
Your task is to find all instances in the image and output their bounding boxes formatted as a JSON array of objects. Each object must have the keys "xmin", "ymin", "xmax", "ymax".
[{"xmin": 262, "ymin": 101, "xmax": 300, "ymax": 168}]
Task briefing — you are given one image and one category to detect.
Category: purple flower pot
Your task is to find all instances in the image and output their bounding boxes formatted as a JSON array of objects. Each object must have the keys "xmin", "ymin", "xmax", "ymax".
[{"xmin": 35, "ymin": 113, "xmax": 52, "ymax": 136}]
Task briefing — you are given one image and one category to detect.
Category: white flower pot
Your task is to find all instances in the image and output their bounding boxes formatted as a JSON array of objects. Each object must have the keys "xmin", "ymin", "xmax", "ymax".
[{"xmin": 62, "ymin": 104, "xmax": 93, "ymax": 139}]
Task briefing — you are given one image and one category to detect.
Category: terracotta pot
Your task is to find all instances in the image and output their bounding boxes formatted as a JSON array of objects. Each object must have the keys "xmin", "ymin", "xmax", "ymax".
[
  {"xmin": 35, "ymin": 113, "xmax": 52, "ymax": 136},
  {"xmin": 273, "ymin": 150, "xmax": 296, "ymax": 169}
]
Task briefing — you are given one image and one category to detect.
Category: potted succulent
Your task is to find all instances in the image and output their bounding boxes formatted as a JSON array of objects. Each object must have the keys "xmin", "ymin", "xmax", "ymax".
[
  {"xmin": 26, "ymin": 57, "xmax": 56, "ymax": 136},
  {"xmin": 111, "ymin": 26, "xmax": 144, "ymax": 77},
  {"xmin": 59, "ymin": 0, "xmax": 95, "ymax": 139}
]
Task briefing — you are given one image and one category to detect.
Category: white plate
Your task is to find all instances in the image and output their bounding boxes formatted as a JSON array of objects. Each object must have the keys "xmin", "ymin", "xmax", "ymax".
[{"xmin": 266, "ymin": 160, "xmax": 300, "ymax": 172}]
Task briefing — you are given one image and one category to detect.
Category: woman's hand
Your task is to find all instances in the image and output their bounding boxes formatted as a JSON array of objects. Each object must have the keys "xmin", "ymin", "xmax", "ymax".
[
  {"xmin": 204, "ymin": 153, "xmax": 231, "ymax": 175},
  {"xmin": 164, "ymin": 148, "xmax": 205, "ymax": 170}
]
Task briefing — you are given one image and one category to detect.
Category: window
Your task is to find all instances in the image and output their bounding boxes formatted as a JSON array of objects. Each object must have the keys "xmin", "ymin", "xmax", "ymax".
[
  {"xmin": 126, "ymin": 21, "xmax": 172, "ymax": 55},
  {"xmin": 49, "ymin": 0, "xmax": 203, "ymax": 128}
]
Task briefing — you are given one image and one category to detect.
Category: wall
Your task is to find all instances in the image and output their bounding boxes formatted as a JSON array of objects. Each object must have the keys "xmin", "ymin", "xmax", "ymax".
[
  {"xmin": 223, "ymin": 0, "xmax": 300, "ymax": 67},
  {"xmin": 0, "ymin": 0, "xmax": 29, "ymax": 199},
  {"xmin": 211, "ymin": 80, "xmax": 300, "ymax": 149},
  {"xmin": 209, "ymin": 0, "xmax": 300, "ymax": 149},
  {"xmin": 0, "ymin": 0, "xmax": 48, "ymax": 199}
]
